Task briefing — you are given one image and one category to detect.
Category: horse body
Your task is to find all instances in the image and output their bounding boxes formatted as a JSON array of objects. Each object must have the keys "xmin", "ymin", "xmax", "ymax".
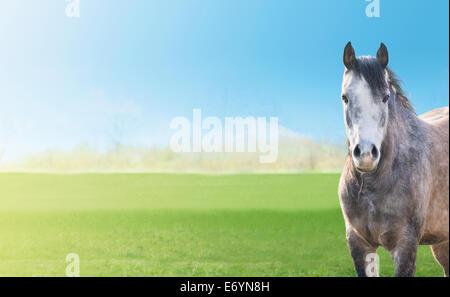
[
  {"xmin": 420, "ymin": 107, "xmax": 449, "ymax": 244},
  {"xmin": 338, "ymin": 43, "xmax": 449, "ymax": 277}
]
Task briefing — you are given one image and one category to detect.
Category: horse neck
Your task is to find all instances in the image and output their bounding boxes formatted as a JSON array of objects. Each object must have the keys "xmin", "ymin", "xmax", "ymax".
[{"xmin": 377, "ymin": 92, "xmax": 425, "ymax": 176}]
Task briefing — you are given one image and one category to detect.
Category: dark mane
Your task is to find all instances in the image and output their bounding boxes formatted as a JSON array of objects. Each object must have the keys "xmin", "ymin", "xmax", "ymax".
[
  {"xmin": 386, "ymin": 68, "xmax": 415, "ymax": 113},
  {"xmin": 353, "ymin": 56, "xmax": 415, "ymax": 113}
]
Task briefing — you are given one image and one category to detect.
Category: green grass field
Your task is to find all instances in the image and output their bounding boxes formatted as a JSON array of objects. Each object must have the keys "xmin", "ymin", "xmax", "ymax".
[{"xmin": 0, "ymin": 173, "xmax": 443, "ymax": 276}]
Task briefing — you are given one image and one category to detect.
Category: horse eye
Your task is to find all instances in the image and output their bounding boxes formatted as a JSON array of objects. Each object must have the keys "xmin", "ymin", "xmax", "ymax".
[
  {"xmin": 383, "ymin": 95, "xmax": 390, "ymax": 103},
  {"xmin": 342, "ymin": 95, "xmax": 349, "ymax": 104}
]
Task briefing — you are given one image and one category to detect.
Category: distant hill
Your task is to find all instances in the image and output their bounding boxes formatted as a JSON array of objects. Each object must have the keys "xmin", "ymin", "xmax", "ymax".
[{"xmin": 0, "ymin": 127, "xmax": 347, "ymax": 173}]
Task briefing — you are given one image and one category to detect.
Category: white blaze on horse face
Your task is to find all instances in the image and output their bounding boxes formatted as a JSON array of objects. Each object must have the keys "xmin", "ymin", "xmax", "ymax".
[{"xmin": 342, "ymin": 71, "xmax": 389, "ymax": 171}]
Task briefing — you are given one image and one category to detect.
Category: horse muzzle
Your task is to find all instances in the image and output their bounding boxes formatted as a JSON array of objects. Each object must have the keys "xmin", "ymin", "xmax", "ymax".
[{"xmin": 352, "ymin": 142, "xmax": 380, "ymax": 173}]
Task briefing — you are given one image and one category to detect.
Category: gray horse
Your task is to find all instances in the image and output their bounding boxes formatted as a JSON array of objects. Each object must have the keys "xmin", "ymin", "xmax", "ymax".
[{"xmin": 338, "ymin": 42, "xmax": 449, "ymax": 277}]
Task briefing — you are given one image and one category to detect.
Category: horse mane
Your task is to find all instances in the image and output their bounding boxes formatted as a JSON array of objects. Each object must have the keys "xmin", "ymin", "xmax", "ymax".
[
  {"xmin": 386, "ymin": 68, "xmax": 415, "ymax": 114},
  {"xmin": 354, "ymin": 56, "xmax": 415, "ymax": 114}
]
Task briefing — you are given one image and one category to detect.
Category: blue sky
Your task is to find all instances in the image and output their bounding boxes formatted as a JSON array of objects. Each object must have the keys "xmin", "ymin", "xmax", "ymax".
[{"xmin": 0, "ymin": 0, "xmax": 448, "ymax": 162}]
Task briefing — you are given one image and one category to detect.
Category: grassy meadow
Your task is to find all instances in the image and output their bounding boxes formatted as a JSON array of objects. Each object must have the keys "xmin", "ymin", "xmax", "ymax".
[{"xmin": 0, "ymin": 173, "xmax": 443, "ymax": 276}]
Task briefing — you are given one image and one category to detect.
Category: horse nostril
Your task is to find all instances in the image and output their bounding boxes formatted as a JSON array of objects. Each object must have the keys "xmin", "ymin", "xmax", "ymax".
[
  {"xmin": 353, "ymin": 145, "xmax": 361, "ymax": 159},
  {"xmin": 371, "ymin": 145, "xmax": 379, "ymax": 160}
]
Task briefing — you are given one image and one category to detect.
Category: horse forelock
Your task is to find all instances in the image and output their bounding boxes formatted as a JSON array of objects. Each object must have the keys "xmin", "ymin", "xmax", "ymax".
[
  {"xmin": 351, "ymin": 56, "xmax": 415, "ymax": 114},
  {"xmin": 352, "ymin": 56, "xmax": 388, "ymax": 97}
]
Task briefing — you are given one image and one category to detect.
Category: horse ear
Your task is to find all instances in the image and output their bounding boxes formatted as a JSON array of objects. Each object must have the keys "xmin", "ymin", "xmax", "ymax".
[
  {"xmin": 343, "ymin": 42, "xmax": 356, "ymax": 70},
  {"xmin": 376, "ymin": 43, "xmax": 389, "ymax": 68}
]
